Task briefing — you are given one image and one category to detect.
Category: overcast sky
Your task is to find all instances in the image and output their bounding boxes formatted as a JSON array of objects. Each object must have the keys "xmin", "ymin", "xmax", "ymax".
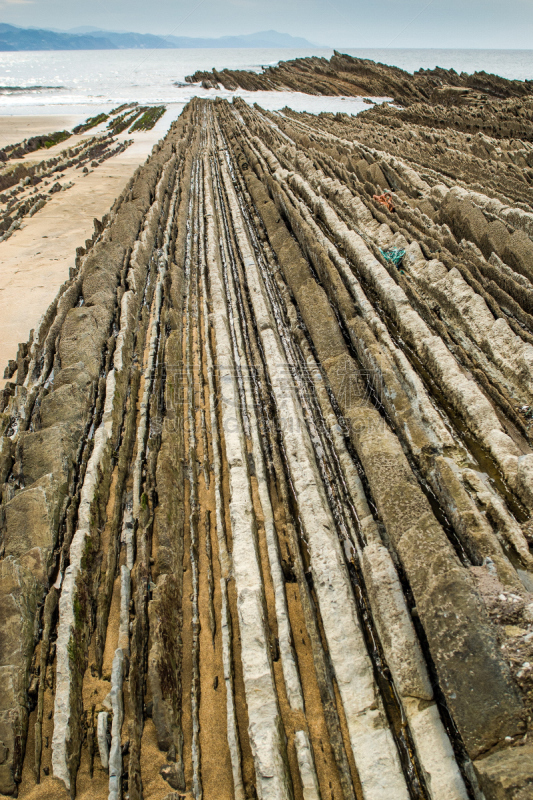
[{"xmin": 1, "ymin": 0, "xmax": 532, "ymax": 49}]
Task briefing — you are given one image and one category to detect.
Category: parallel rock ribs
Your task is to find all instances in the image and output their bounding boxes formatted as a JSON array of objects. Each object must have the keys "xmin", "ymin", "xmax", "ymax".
[{"xmin": 1, "ymin": 96, "xmax": 533, "ymax": 800}]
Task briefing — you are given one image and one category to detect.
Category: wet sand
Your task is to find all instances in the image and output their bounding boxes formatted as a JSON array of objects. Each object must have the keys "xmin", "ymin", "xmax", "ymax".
[
  {"xmin": 0, "ymin": 118, "xmax": 169, "ymax": 386},
  {"xmin": 0, "ymin": 115, "xmax": 84, "ymax": 150}
]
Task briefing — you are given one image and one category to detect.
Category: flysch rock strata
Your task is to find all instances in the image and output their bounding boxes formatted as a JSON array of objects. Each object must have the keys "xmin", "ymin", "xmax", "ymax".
[
  {"xmin": 185, "ymin": 51, "xmax": 533, "ymax": 118},
  {"xmin": 0, "ymin": 91, "xmax": 532, "ymax": 800}
]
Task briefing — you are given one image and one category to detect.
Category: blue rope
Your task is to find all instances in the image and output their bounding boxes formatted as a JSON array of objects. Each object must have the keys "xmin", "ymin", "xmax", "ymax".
[{"xmin": 379, "ymin": 247, "xmax": 406, "ymax": 269}]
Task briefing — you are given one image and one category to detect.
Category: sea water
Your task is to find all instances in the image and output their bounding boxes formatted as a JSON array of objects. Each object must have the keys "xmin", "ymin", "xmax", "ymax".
[{"xmin": 0, "ymin": 46, "xmax": 531, "ymax": 122}]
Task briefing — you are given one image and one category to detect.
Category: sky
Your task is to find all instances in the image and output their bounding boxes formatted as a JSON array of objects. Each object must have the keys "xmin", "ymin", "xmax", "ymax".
[{"xmin": 0, "ymin": 0, "xmax": 532, "ymax": 50}]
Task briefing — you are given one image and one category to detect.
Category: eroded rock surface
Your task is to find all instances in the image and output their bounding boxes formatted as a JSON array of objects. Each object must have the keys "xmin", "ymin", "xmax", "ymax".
[
  {"xmin": 186, "ymin": 51, "xmax": 533, "ymax": 108},
  {"xmin": 1, "ymin": 93, "xmax": 533, "ymax": 800}
]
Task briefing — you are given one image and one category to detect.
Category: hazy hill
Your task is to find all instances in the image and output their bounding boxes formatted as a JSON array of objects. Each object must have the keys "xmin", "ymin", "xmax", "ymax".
[
  {"xmin": 165, "ymin": 30, "xmax": 319, "ymax": 48},
  {"xmin": 0, "ymin": 23, "xmax": 115, "ymax": 50},
  {"xmin": 0, "ymin": 24, "xmax": 319, "ymax": 51},
  {"xmin": 66, "ymin": 28, "xmax": 175, "ymax": 49}
]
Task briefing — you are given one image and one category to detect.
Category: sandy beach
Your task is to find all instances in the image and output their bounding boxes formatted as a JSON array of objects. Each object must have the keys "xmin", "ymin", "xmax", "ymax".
[
  {"xmin": 0, "ymin": 116, "xmax": 174, "ymax": 385},
  {"xmin": 0, "ymin": 115, "xmax": 84, "ymax": 149}
]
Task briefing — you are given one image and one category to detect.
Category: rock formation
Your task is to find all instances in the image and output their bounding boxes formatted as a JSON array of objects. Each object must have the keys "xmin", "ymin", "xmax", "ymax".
[
  {"xmin": 0, "ymin": 134, "xmax": 131, "ymax": 244},
  {"xmin": 185, "ymin": 51, "xmax": 533, "ymax": 106},
  {"xmin": 0, "ymin": 93, "xmax": 533, "ymax": 800}
]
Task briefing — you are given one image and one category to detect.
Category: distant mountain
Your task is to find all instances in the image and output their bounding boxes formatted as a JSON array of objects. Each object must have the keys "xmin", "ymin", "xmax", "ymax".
[
  {"xmin": 165, "ymin": 30, "xmax": 320, "ymax": 48},
  {"xmin": 66, "ymin": 28, "xmax": 176, "ymax": 49},
  {"xmin": 0, "ymin": 23, "xmax": 115, "ymax": 51},
  {"xmin": 67, "ymin": 26, "xmax": 121, "ymax": 34},
  {"xmin": 0, "ymin": 23, "xmax": 320, "ymax": 51}
]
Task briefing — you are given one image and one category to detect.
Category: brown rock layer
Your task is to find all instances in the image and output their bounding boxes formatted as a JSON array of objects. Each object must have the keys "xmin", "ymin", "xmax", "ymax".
[
  {"xmin": 185, "ymin": 51, "xmax": 533, "ymax": 109},
  {"xmin": 0, "ymin": 93, "xmax": 532, "ymax": 800}
]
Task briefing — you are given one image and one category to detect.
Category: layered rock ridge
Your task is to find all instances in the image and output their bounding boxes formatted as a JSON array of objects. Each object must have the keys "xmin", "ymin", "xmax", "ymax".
[
  {"xmin": 0, "ymin": 95, "xmax": 532, "ymax": 800},
  {"xmin": 185, "ymin": 52, "xmax": 533, "ymax": 109}
]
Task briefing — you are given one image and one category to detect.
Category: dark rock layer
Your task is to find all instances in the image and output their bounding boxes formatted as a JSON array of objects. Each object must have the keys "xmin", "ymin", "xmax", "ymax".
[
  {"xmin": 1, "ymin": 94, "xmax": 533, "ymax": 799},
  {"xmin": 186, "ymin": 51, "xmax": 533, "ymax": 108}
]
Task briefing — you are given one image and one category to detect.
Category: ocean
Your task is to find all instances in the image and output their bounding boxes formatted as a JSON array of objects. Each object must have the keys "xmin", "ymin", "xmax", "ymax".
[{"xmin": 0, "ymin": 47, "xmax": 531, "ymax": 121}]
